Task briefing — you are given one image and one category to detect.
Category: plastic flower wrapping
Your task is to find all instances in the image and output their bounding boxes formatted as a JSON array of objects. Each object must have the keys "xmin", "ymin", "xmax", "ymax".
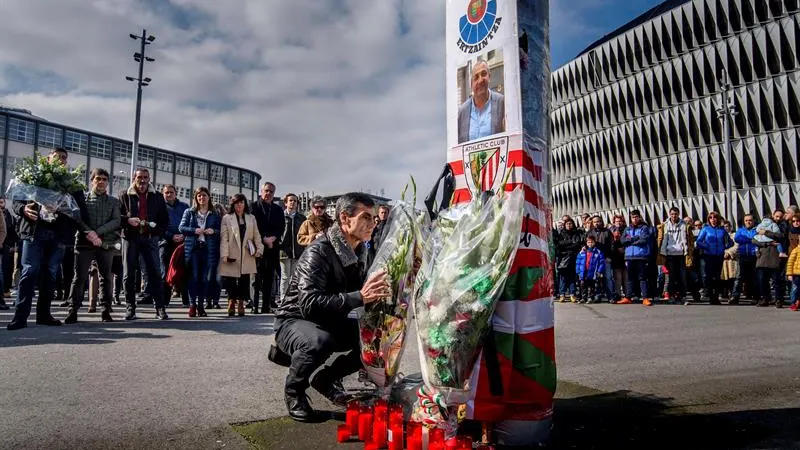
[
  {"xmin": 412, "ymin": 187, "xmax": 524, "ymax": 410},
  {"xmin": 359, "ymin": 180, "xmax": 428, "ymax": 393},
  {"xmin": 5, "ymin": 155, "xmax": 85, "ymax": 222}
]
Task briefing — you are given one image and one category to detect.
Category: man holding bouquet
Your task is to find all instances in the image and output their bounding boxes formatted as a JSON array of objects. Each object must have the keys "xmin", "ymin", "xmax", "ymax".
[
  {"xmin": 273, "ymin": 192, "xmax": 389, "ymax": 422},
  {"xmin": 7, "ymin": 148, "xmax": 83, "ymax": 331}
]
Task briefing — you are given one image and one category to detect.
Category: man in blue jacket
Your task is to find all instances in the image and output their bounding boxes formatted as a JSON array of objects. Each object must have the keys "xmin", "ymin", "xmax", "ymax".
[
  {"xmin": 731, "ymin": 214, "xmax": 758, "ymax": 304},
  {"xmin": 620, "ymin": 210, "xmax": 653, "ymax": 305},
  {"xmin": 694, "ymin": 211, "xmax": 734, "ymax": 305},
  {"xmin": 160, "ymin": 185, "xmax": 189, "ymax": 306}
]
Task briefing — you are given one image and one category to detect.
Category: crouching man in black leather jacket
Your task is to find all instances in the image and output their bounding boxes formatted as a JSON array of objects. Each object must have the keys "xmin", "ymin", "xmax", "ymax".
[{"xmin": 274, "ymin": 192, "xmax": 389, "ymax": 422}]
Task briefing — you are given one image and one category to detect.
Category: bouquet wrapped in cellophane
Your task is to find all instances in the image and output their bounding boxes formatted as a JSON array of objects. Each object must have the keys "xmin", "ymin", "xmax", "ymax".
[
  {"xmin": 359, "ymin": 179, "xmax": 428, "ymax": 393},
  {"xmin": 5, "ymin": 155, "xmax": 85, "ymax": 222},
  {"xmin": 412, "ymin": 186, "xmax": 524, "ymax": 415}
]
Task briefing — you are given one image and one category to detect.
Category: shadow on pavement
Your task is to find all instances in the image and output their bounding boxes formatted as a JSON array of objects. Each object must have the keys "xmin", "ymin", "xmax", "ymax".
[
  {"xmin": 0, "ymin": 308, "xmax": 276, "ymax": 347},
  {"xmin": 547, "ymin": 389, "xmax": 800, "ymax": 450},
  {"xmin": 234, "ymin": 385, "xmax": 800, "ymax": 450}
]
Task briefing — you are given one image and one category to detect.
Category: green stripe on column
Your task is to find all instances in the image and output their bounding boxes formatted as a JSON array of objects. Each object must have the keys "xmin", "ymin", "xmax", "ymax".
[
  {"xmin": 502, "ymin": 267, "xmax": 544, "ymax": 301},
  {"xmin": 494, "ymin": 331, "xmax": 557, "ymax": 393}
]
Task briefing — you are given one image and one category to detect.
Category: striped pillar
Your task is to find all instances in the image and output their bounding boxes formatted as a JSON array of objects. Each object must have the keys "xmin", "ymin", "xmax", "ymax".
[{"xmin": 445, "ymin": 0, "xmax": 553, "ymax": 445}]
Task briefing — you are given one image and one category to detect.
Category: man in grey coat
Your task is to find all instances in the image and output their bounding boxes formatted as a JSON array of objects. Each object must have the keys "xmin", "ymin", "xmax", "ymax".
[{"xmin": 457, "ymin": 59, "xmax": 505, "ymax": 143}]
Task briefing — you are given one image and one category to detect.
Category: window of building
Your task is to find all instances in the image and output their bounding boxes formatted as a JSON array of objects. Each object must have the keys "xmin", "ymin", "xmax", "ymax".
[
  {"xmin": 138, "ymin": 146, "xmax": 154, "ymax": 168},
  {"xmin": 114, "ymin": 141, "xmax": 132, "ymax": 164},
  {"xmin": 6, "ymin": 156, "xmax": 23, "ymax": 173},
  {"xmin": 7, "ymin": 118, "xmax": 35, "ymax": 144},
  {"xmin": 194, "ymin": 161, "xmax": 208, "ymax": 179},
  {"xmin": 210, "ymin": 164, "xmax": 224, "ymax": 183},
  {"xmin": 240, "ymin": 172, "xmax": 252, "ymax": 189},
  {"xmin": 157, "ymin": 150, "xmax": 173, "ymax": 172},
  {"xmin": 113, "ymin": 174, "xmax": 131, "ymax": 192},
  {"xmin": 90, "ymin": 136, "xmax": 112, "ymax": 160},
  {"xmin": 37, "ymin": 124, "xmax": 63, "ymax": 148},
  {"xmin": 0, "ymin": 116, "xmax": 5, "ymax": 139},
  {"xmin": 227, "ymin": 167, "xmax": 239, "ymax": 186},
  {"xmin": 175, "ymin": 156, "xmax": 191, "ymax": 176},
  {"xmin": 64, "ymin": 130, "xmax": 88, "ymax": 154}
]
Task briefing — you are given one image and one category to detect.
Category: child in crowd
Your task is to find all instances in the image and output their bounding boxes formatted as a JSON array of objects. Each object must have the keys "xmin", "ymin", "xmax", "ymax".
[{"xmin": 575, "ymin": 236, "xmax": 606, "ymax": 304}]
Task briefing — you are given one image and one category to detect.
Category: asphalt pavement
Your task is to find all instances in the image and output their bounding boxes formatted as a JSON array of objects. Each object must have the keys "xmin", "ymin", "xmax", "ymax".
[{"xmin": 0, "ymin": 301, "xmax": 798, "ymax": 449}]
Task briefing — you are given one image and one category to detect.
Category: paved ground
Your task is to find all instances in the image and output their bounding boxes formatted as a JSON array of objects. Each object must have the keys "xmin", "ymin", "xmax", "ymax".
[{"xmin": 0, "ymin": 301, "xmax": 798, "ymax": 449}]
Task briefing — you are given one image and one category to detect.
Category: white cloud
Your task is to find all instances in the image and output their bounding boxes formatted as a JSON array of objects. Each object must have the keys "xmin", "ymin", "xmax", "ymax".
[{"xmin": 0, "ymin": 0, "xmax": 586, "ymax": 200}]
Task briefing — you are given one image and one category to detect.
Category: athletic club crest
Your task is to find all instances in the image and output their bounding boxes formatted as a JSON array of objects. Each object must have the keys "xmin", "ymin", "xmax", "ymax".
[
  {"xmin": 462, "ymin": 136, "xmax": 509, "ymax": 195},
  {"xmin": 457, "ymin": 0, "xmax": 502, "ymax": 54}
]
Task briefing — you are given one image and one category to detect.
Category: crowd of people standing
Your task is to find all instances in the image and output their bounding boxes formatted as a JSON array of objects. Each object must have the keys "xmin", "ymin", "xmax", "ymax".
[
  {"xmin": 554, "ymin": 206, "xmax": 800, "ymax": 311},
  {"xmin": 1, "ymin": 147, "xmax": 396, "ymax": 331}
]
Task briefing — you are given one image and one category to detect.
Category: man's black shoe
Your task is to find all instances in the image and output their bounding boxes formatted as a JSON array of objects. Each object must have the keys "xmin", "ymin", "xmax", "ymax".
[
  {"xmin": 101, "ymin": 310, "xmax": 113, "ymax": 322},
  {"xmin": 64, "ymin": 309, "xmax": 78, "ymax": 324},
  {"xmin": 35, "ymin": 317, "xmax": 62, "ymax": 326},
  {"xmin": 125, "ymin": 308, "xmax": 137, "ymax": 320},
  {"xmin": 311, "ymin": 376, "xmax": 351, "ymax": 407},
  {"xmin": 156, "ymin": 307, "xmax": 169, "ymax": 320},
  {"xmin": 285, "ymin": 393, "xmax": 314, "ymax": 422},
  {"xmin": 6, "ymin": 320, "xmax": 27, "ymax": 331}
]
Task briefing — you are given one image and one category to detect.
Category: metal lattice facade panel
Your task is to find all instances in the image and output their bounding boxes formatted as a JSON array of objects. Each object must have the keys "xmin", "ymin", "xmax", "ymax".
[{"xmin": 551, "ymin": 0, "xmax": 800, "ymax": 224}]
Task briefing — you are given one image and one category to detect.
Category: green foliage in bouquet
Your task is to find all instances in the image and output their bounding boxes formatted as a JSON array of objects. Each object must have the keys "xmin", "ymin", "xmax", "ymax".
[{"xmin": 13, "ymin": 155, "xmax": 86, "ymax": 193}]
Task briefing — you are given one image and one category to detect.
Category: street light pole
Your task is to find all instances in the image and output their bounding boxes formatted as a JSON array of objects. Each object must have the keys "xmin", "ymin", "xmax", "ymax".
[
  {"xmin": 716, "ymin": 70, "xmax": 738, "ymax": 224},
  {"xmin": 126, "ymin": 29, "xmax": 156, "ymax": 181}
]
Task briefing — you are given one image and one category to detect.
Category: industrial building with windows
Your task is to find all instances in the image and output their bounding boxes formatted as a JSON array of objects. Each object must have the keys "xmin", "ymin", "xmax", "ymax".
[
  {"xmin": 551, "ymin": 0, "xmax": 800, "ymax": 224},
  {"xmin": 0, "ymin": 107, "xmax": 260, "ymax": 206}
]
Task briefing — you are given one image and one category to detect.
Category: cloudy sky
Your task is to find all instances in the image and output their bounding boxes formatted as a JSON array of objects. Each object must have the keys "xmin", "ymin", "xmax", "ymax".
[{"xmin": 0, "ymin": 0, "xmax": 660, "ymax": 199}]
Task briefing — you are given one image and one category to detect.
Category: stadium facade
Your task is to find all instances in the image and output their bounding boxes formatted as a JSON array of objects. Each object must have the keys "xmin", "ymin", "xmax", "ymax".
[
  {"xmin": 0, "ymin": 107, "xmax": 260, "ymax": 206},
  {"xmin": 551, "ymin": 0, "xmax": 800, "ymax": 225}
]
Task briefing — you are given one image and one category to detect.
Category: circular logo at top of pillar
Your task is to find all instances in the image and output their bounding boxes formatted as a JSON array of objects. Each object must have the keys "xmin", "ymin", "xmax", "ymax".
[
  {"xmin": 458, "ymin": 0, "xmax": 499, "ymax": 47},
  {"xmin": 466, "ymin": 0, "xmax": 488, "ymax": 24}
]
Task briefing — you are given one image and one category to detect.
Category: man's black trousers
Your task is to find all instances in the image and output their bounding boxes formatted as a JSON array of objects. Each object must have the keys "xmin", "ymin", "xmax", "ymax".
[{"xmin": 274, "ymin": 317, "xmax": 361, "ymax": 396}]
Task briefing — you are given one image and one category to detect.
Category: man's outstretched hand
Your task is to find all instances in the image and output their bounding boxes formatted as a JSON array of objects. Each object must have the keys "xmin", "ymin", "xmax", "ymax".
[{"xmin": 360, "ymin": 270, "xmax": 390, "ymax": 304}]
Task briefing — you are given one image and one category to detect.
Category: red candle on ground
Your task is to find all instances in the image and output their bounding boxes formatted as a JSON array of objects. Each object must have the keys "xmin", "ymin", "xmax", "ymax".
[
  {"xmin": 430, "ymin": 428, "xmax": 445, "ymax": 446},
  {"xmin": 445, "ymin": 437, "xmax": 459, "ymax": 449},
  {"xmin": 374, "ymin": 399, "xmax": 388, "ymax": 424},
  {"xmin": 389, "ymin": 411, "xmax": 403, "ymax": 428},
  {"xmin": 407, "ymin": 422, "xmax": 421, "ymax": 442},
  {"xmin": 456, "ymin": 436, "xmax": 473, "ymax": 449},
  {"xmin": 388, "ymin": 424, "xmax": 403, "ymax": 450},
  {"xmin": 346, "ymin": 402, "xmax": 360, "ymax": 437},
  {"xmin": 364, "ymin": 441, "xmax": 378, "ymax": 450},
  {"xmin": 337, "ymin": 424, "xmax": 351, "ymax": 443},
  {"xmin": 372, "ymin": 419, "xmax": 387, "ymax": 448},
  {"xmin": 358, "ymin": 408, "xmax": 373, "ymax": 442},
  {"xmin": 407, "ymin": 437, "xmax": 422, "ymax": 450}
]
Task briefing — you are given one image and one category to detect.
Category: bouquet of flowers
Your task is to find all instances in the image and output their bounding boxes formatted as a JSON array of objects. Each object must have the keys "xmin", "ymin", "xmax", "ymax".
[
  {"xmin": 5, "ymin": 154, "xmax": 85, "ymax": 222},
  {"xmin": 412, "ymin": 186, "xmax": 524, "ymax": 408},
  {"xmin": 359, "ymin": 179, "xmax": 427, "ymax": 393}
]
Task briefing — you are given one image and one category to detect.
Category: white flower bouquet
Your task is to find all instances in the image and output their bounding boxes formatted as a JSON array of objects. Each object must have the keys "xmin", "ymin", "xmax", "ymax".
[
  {"xmin": 6, "ymin": 155, "xmax": 85, "ymax": 222},
  {"xmin": 359, "ymin": 180, "xmax": 427, "ymax": 392},
  {"xmin": 412, "ymin": 187, "xmax": 524, "ymax": 406}
]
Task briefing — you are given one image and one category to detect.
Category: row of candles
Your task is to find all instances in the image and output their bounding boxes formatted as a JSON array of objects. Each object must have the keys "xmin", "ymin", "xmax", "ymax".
[{"xmin": 337, "ymin": 400, "xmax": 489, "ymax": 450}]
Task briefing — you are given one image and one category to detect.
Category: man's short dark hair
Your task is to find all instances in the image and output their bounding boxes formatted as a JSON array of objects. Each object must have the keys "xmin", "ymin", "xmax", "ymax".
[
  {"xmin": 162, "ymin": 184, "xmax": 176, "ymax": 192},
  {"xmin": 669, "ymin": 207, "xmax": 679, "ymax": 213},
  {"xmin": 90, "ymin": 168, "xmax": 110, "ymax": 180},
  {"xmin": 586, "ymin": 235, "xmax": 596, "ymax": 242},
  {"xmin": 590, "ymin": 215, "xmax": 601, "ymax": 221},
  {"xmin": 378, "ymin": 204, "xmax": 390, "ymax": 212},
  {"xmin": 630, "ymin": 209, "xmax": 641, "ymax": 217},
  {"xmin": 51, "ymin": 147, "xmax": 68, "ymax": 156},
  {"xmin": 335, "ymin": 193, "xmax": 375, "ymax": 225}
]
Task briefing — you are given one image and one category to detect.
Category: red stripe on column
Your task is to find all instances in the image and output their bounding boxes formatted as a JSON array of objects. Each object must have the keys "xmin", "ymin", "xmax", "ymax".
[
  {"xmin": 518, "ymin": 327, "xmax": 556, "ymax": 361},
  {"xmin": 471, "ymin": 353, "xmax": 555, "ymax": 422}
]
